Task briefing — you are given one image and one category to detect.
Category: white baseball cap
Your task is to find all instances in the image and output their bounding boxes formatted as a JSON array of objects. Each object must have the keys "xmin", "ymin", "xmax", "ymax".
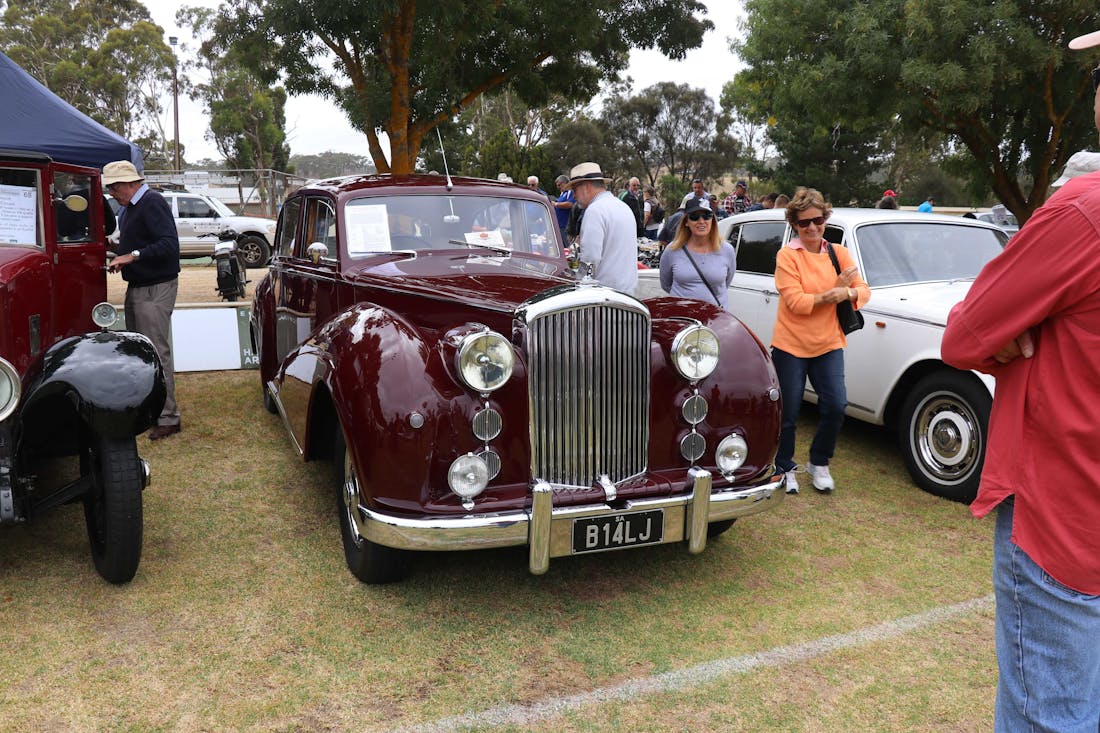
[{"xmin": 1052, "ymin": 150, "xmax": 1100, "ymax": 187}]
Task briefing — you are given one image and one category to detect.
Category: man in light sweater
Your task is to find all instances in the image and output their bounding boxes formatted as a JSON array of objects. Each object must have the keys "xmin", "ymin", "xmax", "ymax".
[{"xmin": 566, "ymin": 162, "xmax": 638, "ymax": 294}]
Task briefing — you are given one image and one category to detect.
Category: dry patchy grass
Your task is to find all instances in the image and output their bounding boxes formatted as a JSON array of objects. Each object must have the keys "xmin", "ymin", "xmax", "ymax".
[{"xmin": 0, "ymin": 372, "xmax": 996, "ymax": 731}]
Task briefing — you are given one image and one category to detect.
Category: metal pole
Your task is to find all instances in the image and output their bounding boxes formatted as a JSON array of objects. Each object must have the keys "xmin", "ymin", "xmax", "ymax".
[{"xmin": 169, "ymin": 36, "xmax": 180, "ymax": 173}]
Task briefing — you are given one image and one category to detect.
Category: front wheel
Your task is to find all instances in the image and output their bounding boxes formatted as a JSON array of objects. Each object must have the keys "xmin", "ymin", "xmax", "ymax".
[
  {"xmin": 898, "ymin": 371, "xmax": 991, "ymax": 504},
  {"xmin": 238, "ymin": 235, "xmax": 271, "ymax": 268},
  {"xmin": 333, "ymin": 427, "xmax": 409, "ymax": 583},
  {"xmin": 83, "ymin": 434, "xmax": 143, "ymax": 583}
]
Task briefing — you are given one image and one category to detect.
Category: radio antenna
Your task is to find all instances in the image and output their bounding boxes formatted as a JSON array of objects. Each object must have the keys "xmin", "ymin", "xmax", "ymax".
[{"xmin": 436, "ymin": 127, "xmax": 453, "ymax": 192}]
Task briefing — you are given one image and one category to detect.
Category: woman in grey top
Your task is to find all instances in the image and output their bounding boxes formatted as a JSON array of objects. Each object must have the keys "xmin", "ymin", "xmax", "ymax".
[{"xmin": 658, "ymin": 197, "xmax": 737, "ymax": 309}]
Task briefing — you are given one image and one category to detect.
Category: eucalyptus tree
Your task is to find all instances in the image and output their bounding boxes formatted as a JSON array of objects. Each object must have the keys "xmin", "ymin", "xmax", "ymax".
[
  {"xmin": 213, "ymin": 0, "xmax": 713, "ymax": 174},
  {"xmin": 732, "ymin": 0, "xmax": 1099, "ymax": 221}
]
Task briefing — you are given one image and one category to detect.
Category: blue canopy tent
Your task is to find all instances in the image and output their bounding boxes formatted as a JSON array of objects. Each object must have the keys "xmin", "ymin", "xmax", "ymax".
[{"xmin": 0, "ymin": 50, "xmax": 143, "ymax": 170}]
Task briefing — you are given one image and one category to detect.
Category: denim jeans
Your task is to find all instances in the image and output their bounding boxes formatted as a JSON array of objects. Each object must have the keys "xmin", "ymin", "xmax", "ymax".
[
  {"xmin": 770, "ymin": 347, "xmax": 846, "ymax": 472},
  {"xmin": 994, "ymin": 500, "xmax": 1100, "ymax": 732}
]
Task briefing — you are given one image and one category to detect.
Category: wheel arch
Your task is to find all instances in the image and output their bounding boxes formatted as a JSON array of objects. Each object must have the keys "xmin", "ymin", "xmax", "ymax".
[{"xmin": 882, "ymin": 359, "xmax": 988, "ymax": 430}]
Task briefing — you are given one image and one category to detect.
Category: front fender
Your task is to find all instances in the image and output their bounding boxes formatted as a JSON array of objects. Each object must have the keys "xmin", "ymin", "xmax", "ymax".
[
  {"xmin": 276, "ymin": 304, "xmax": 453, "ymax": 512},
  {"xmin": 21, "ymin": 331, "xmax": 166, "ymax": 438}
]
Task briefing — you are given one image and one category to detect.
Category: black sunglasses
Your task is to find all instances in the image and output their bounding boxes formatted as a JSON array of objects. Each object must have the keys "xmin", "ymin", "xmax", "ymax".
[
  {"xmin": 795, "ymin": 215, "xmax": 827, "ymax": 228},
  {"xmin": 1093, "ymin": 65, "xmax": 1100, "ymax": 93},
  {"xmin": 686, "ymin": 210, "xmax": 713, "ymax": 222}
]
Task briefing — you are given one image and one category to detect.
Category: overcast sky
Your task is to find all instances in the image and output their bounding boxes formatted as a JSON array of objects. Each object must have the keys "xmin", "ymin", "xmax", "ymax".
[{"xmin": 148, "ymin": 1, "xmax": 746, "ymax": 163}]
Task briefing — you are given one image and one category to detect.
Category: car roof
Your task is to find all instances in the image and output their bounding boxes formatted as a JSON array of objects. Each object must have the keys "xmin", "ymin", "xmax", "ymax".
[
  {"xmin": 294, "ymin": 173, "xmax": 552, "ymax": 203},
  {"xmin": 718, "ymin": 206, "xmax": 1005, "ymax": 233}
]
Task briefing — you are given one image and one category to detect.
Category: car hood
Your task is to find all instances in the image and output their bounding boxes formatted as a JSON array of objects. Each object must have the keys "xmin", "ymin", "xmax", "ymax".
[
  {"xmin": 864, "ymin": 280, "xmax": 975, "ymax": 326},
  {"xmin": 344, "ymin": 251, "xmax": 576, "ymax": 313}
]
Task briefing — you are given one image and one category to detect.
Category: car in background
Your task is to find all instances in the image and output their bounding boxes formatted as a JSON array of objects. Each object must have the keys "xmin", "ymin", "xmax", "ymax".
[
  {"xmin": 637, "ymin": 208, "xmax": 1008, "ymax": 503},
  {"xmin": 251, "ymin": 174, "xmax": 786, "ymax": 583},
  {"xmin": 0, "ymin": 149, "xmax": 166, "ymax": 583},
  {"xmin": 975, "ymin": 205, "xmax": 1019, "ymax": 238},
  {"xmin": 109, "ymin": 189, "xmax": 277, "ymax": 267}
]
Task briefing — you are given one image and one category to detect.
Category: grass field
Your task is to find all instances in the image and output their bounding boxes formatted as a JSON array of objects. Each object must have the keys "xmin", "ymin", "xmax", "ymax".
[{"xmin": 0, "ymin": 370, "xmax": 997, "ymax": 732}]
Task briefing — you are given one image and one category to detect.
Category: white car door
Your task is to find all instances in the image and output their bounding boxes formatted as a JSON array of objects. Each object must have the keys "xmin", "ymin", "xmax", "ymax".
[
  {"xmin": 726, "ymin": 219, "xmax": 788, "ymax": 345},
  {"xmin": 175, "ymin": 194, "xmax": 221, "ymax": 256}
]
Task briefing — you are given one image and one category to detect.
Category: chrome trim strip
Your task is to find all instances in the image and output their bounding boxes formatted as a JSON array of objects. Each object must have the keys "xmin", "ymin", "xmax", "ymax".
[
  {"xmin": 351, "ymin": 471, "xmax": 785, "ymax": 565},
  {"xmin": 268, "ymin": 379, "xmax": 304, "ymax": 457}
]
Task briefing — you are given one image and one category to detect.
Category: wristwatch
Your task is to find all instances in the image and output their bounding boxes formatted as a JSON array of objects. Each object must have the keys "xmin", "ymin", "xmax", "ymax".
[{"xmin": 130, "ymin": 250, "xmax": 141, "ymax": 259}]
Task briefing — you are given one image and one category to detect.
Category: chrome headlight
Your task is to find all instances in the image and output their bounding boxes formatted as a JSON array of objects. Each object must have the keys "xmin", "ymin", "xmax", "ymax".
[
  {"xmin": 0, "ymin": 357, "xmax": 21, "ymax": 423},
  {"xmin": 716, "ymin": 433, "xmax": 748, "ymax": 475},
  {"xmin": 671, "ymin": 324, "xmax": 719, "ymax": 381},
  {"xmin": 448, "ymin": 453, "xmax": 489, "ymax": 500},
  {"xmin": 456, "ymin": 330, "xmax": 514, "ymax": 393},
  {"xmin": 91, "ymin": 302, "xmax": 118, "ymax": 329}
]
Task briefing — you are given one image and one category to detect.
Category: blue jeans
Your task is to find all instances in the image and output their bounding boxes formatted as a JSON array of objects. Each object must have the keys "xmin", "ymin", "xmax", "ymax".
[
  {"xmin": 771, "ymin": 347, "xmax": 846, "ymax": 472},
  {"xmin": 993, "ymin": 500, "xmax": 1100, "ymax": 732}
]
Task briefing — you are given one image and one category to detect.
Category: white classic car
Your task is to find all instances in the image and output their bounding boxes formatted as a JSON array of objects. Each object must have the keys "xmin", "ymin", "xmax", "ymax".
[{"xmin": 637, "ymin": 208, "xmax": 1008, "ymax": 503}]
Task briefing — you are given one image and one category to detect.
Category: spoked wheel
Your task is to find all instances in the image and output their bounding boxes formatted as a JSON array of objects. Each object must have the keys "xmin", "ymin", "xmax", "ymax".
[
  {"xmin": 899, "ymin": 371, "xmax": 991, "ymax": 504},
  {"xmin": 333, "ymin": 427, "xmax": 409, "ymax": 583},
  {"xmin": 238, "ymin": 235, "xmax": 271, "ymax": 268},
  {"xmin": 82, "ymin": 434, "xmax": 143, "ymax": 583}
]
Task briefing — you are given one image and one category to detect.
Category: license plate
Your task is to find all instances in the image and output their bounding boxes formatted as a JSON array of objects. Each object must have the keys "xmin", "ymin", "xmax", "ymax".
[{"xmin": 571, "ymin": 510, "xmax": 664, "ymax": 554}]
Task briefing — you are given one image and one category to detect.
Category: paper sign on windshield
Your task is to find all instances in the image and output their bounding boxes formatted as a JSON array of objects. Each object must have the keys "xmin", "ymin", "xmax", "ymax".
[
  {"xmin": 464, "ymin": 230, "xmax": 508, "ymax": 247},
  {"xmin": 345, "ymin": 204, "xmax": 391, "ymax": 253}
]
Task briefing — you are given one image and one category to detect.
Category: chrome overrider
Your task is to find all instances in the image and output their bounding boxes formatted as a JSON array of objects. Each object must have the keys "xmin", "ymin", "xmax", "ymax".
[{"xmin": 343, "ymin": 467, "xmax": 785, "ymax": 574}]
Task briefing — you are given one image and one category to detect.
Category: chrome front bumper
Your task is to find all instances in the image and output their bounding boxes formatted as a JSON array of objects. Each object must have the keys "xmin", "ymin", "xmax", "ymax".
[{"xmin": 349, "ymin": 468, "xmax": 785, "ymax": 574}]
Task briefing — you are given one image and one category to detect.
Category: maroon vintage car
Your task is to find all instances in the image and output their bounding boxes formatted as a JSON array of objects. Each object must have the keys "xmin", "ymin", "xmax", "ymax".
[
  {"xmin": 251, "ymin": 174, "xmax": 784, "ymax": 583},
  {"xmin": 0, "ymin": 150, "xmax": 165, "ymax": 583}
]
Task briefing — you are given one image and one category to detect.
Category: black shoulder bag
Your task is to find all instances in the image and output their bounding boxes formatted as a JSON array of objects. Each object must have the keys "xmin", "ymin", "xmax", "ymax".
[
  {"xmin": 681, "ymin": 247, "xmax": 723, "ymax": 307},
  {"xmin": 825, "ymin": 243, "xmax": 865, "ymax": 335}
]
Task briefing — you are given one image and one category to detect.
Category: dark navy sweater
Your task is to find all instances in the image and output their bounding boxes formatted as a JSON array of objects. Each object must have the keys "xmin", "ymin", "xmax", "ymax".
[{"xmin": 118, "ymin": 188, "xmax": 180, "ymax": 286}]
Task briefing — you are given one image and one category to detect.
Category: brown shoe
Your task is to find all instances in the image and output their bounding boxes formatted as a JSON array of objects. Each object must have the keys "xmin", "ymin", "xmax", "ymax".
[{"xmin": 148, "ymin": 424, "xmax": 181, "ymax": 441}]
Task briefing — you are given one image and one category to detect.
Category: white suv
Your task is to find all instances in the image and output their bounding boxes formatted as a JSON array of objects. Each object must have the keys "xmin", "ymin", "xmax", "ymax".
[
  {"xmin": 165, "ymin": 190, "xmax": 276, "ymax": 267},
  {"xmin": 110, "ymin": 190, "xmax": 277, "ymax": 267}
]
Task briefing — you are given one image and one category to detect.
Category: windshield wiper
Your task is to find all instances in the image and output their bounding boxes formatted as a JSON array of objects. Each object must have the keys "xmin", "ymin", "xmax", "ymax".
[{"xmin": 448, "ymin": 238, "xmax": 512, "ymax": 256}]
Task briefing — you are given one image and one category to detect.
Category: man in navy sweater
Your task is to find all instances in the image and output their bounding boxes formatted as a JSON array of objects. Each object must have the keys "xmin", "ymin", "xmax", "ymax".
[{"xmin": 103, "ymin": 161, "xmax": 181, "ymax": 439}]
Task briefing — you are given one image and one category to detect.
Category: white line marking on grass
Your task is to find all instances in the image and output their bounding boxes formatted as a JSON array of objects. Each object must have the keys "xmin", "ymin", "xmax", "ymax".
[{"xmin": 394, "ymin": 594, "xmax": 994, "ymax": 733}]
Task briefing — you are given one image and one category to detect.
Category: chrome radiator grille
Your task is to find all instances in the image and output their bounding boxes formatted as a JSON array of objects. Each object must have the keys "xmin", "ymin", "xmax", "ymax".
[{"xmin": 525, "ymin": 292, "xmax": 650, "ymax": 488}]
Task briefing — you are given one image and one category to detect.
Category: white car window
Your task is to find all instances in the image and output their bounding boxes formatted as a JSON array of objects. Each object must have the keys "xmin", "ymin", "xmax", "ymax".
[
  {"xmin": 856, "ymin": 222, "xmax": 1005, "ymax": 287},
  {"xmin": 177, "ymin": 195, "xmax": 218, "ymax": 219}
]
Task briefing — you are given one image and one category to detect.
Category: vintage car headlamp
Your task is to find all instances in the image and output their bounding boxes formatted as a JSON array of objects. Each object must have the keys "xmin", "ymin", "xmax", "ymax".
[
  {"xmin": 671, "ymin": 325, "xmax": 719, "ymax": 381},
  {"xmin": 456, "ymin": 330, "xmax": 514, "ymax": 393},
  {"xmin": 448, "ymin": 453, "xmax": 489, "ymax": 499},
  {"xmin": 91, "ymin": 302, "xmax": 118, "ymax": 329},
  {"xmin": 715, "ymin": 434, "xmax": 749, "ymax": 475},
  {"xmin": 0, "ymin": 357, "xmax": 21, "ymax": 423}
]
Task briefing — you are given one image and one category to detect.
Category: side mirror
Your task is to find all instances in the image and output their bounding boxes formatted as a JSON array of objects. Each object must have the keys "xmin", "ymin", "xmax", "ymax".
[
  {"xmin": 63, "ymin": 194, "xmax": 89, "ymax": 212},
  {"xmin": 307, "ymin": 241, "xmax": 328, "ymax": 264}
]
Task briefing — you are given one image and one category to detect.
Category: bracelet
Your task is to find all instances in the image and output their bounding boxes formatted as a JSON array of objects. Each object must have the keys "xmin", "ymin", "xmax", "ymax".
[{"xmin": 848, "ymin": 288, "xmax": 855, "ymax": 301}]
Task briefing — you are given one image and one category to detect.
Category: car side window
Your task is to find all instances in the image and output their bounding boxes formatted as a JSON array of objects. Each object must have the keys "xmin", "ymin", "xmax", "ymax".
[
  {"xmin": 824, "ymin": 225, "xmax": 844, "ymax": 246},
  {"xmin": 274, "ymin": 198, "xmax": 300, "ymax": 258},
  {"xmin": 177, "ymin": 195, "xmax": 217, "ymax": 219},
  {"xmin": 53, "ymin": 171, "xmax": 94, "ymax": 243},
  {"xmin": 300, "ymin": 198, "xmax": 337, "ymax": 258},
  {"xmin": 734, "ymin": 221, "xmax": 787, "ymax": 275}
]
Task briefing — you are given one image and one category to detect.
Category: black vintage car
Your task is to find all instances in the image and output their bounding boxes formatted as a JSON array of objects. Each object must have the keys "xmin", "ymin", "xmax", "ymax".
[{"xmin": 0, "ymin": 149, "xmax": 165, "ymax": 583}]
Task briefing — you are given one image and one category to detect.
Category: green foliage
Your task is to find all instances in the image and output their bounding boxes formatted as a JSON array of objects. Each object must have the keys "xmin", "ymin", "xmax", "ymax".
[
  {"xmin": 733, "ymin": 0, "xmax": 1100, "ymax": 221},
  {"xmin": 289, "ymin": 151, "xmax": 375, "ymax": 180},
  {"xmin": 544, "ymin": 117, "xmax": 613, "ymax": 179},
  {"xmin": 766, "ymin": 119, "xmax": 884, "ymax": 206},
  {"xmin": 601, "ymin": 82, "xmax": 740, "ymax": 187},
  {"xmin": 215, "ymin": 0, "xmax": 713, "ymax": 174},
  {"xmin": 180, "ymin": 5, "xmax": 290, "ymax": 205},
  {"xmin": 0, "ymin": 0, "xmax": 176, "ymax": 159}
]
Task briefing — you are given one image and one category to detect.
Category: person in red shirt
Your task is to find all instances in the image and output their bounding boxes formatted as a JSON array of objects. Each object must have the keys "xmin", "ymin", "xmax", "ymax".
[{"xmin": 941, "ymin": 28, "xmax": 1100, "ymax": 731}]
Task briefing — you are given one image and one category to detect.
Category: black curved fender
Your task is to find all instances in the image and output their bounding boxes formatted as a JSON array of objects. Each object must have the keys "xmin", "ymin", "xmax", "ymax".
[{"xmin": 22, "ymin": 331, "xmax": 167, "ymax": 437}]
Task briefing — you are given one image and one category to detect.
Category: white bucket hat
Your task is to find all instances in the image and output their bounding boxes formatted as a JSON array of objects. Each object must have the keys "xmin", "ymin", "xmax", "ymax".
[
  {"xmin": 102, "ymin": 160, "xmax": 144, "ymax": 186},
  {"xmin": 1051, "ymin": 151, "xmax": 1100, "ymax": 187}
]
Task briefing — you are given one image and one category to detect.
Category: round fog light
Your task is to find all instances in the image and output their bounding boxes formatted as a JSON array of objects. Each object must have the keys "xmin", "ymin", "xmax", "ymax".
[
  {"xmin": 448, "ymin": 453, "xmax": 489, "ymax": 499},
  {"xmin": 716, "ymin": 434, "xmax": 749, "ymax": 474},
  {"xmin": 91, "ymin": 302, "xmax": 118, "ymax": 329}
]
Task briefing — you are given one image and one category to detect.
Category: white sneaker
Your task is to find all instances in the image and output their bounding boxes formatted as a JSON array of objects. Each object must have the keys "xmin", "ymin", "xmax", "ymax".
[
  {"xmin": 807, "ymin": 462, "xmax": 835, "ymax": 492},
  {"xmin": 784, "ymin": 470, "xmax": 799, "ymax": 494}
]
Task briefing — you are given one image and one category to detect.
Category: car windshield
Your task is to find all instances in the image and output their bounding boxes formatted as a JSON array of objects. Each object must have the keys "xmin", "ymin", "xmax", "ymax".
[
  {"xmin": 343, "ymin": 194, "xmax": 560, "ymax": 258},
  {"xmin": 856, "ymin": 222, "xmax": 1006, "ymax": 287},
  {"xmin": 205, "ymin": 196, "xmax": 236, "ymax": 218}
]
